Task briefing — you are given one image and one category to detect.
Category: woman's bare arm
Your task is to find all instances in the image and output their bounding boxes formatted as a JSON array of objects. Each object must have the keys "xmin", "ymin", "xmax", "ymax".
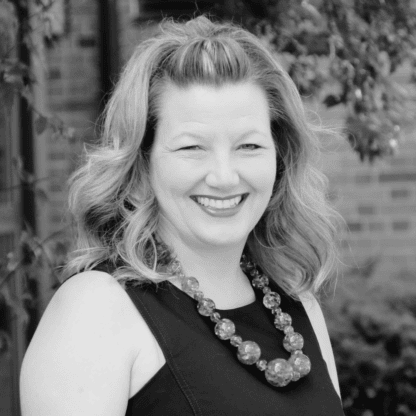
[{"xmin": 20, "ymin": 271, "xmax": 140, "ymax": 416}]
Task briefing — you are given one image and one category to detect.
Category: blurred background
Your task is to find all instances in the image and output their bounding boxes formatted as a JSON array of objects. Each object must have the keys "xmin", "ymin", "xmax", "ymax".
[{"xmin": 1, "ymin": 0, "xmax": 416, "ymax": 415}]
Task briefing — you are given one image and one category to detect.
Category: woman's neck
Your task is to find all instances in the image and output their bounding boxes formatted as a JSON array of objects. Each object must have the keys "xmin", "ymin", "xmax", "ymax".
[{"xmin": 157, "ymin": 235, "xmax": 256, "ymax": 309}]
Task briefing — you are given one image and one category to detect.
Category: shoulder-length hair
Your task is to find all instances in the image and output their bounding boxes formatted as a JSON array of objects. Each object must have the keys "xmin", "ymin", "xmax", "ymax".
[{"xmin": 63, "ymin": 15, "xmax": 342, "ymax": 298}]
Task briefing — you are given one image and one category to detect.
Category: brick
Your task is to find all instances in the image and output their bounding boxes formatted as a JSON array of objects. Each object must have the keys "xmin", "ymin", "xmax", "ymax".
[
  {"xmin": 48, "ymin": 86, "xmax": 64, "ymax": 96},
  {"xmin": 340, "ymin": 238, "xmax": 376, "ymax": 251},
  {"xmin": 326, "ymin": 190, "xmax": 338, "ymax": 202},
  {"xmin": 378, "ymin": 256, "xmax": 413, "ymax": 274},
  {"xmin": 49, "ymin": 183, "xmax": 64, "ymax": 193},
  {"xmin": 51, "ymin": 101, "xmax": 97, "ymax": 112},
  {"xmin": 388, "ymin": 156, "xmax": 414, "ymax": 167},
  {"xmin": 78, "ymin": 36, "xmax": 97, "ymax": 48},
  {"xmin": 355, "ymin": 174, "xmax": 373, "ymax": 184},
  {"xmin": 368, "ymin": 222, "xmax": 385, "ymax": 232},
  {"xmin": 381, "ymin": 205, "xmax": 416, "ymax": 215},
  {"xmin": 346, "ymin": 222, "xmax": 363, "ymax": 232},
  {"xmin": 48, "ymin": 68, "xmax": 62, "ymax": 80},
  {"xmin": 49, "ymin": 213, "xmax": 65, "ymax": 223},
  {"xmin": 49, "ymin": 151, "xmax": 67, "ymax": 160},
  {"xmin": 392, "ymin": 221, "xmax": 411, "ymax": 231},
  {"xmin": 391, "ymin": 189, "xmax": 410, "ymax": 199},
  {"xmin": 380, "ymin": 238, "xmax": 416, "ymax": 249},
  {"xmin": 379, "ymin": 172, "xmax": 416, "ymax": 182},
  {"xmin": 357, "ymin": 205, "xmax": 376, "ymax": 215},
  {"xmin": 47, "ymin": 168, "xmax": 67, "ymax": 178}
]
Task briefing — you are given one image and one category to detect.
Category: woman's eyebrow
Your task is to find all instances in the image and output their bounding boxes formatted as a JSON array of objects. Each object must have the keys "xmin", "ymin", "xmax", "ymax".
[
  {"xmin": 171, "ymin": 129, "xmax": 268, "ymax": 141},
  {"xmin": 171, "ymin": 132, "xmax": 209, "ymax": 141}
]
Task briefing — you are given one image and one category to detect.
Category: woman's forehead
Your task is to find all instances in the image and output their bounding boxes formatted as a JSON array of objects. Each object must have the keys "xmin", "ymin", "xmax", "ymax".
[
  {"xmin": 150, "ymin": 82, "xmax": 273, "ymax": 150},
  {"xmin": 156, "ymin": 82, "xmax": 270, "ymax": 121}
]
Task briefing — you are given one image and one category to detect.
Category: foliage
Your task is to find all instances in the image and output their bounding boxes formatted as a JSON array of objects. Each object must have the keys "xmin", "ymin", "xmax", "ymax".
[
  {"xmin": 0, "ymin": 228, "xmax": 70, "ymax": 353},
  {"xmin": 0, "ymin": 0, "xmax": 74, "ymax": 140},
  {"xmin": 0, "ymin": 0, "xmax": 72, "ymax": 353},
  {"xmin": 325, "ymin": 265, "xmax": 416, "ymax": 415},
  {"xmin": 225, "ymin": 0, "xmax": 416, "ymax": 162}
]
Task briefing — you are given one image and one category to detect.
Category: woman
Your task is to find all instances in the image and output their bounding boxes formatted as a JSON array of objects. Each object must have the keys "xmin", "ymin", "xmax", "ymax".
[{"xmin": 20, "ymin": 16, "xmax": 344, "ymax": 415}]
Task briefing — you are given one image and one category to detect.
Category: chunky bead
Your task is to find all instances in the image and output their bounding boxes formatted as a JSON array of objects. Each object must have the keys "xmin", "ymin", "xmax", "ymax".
[
  {"xmin": 181, "ymin": 276, "xmax": 199, "ymax": 294},
  {"xmin": 256, "ymin": 359, "xmax": 268, "ymax": 371},
  {"xmin": 292, "ymin": 371, "xmax": 301, "ymax": 382},
  {"xmin": 263, "ymin": 292, "xmax": 281, "ymax": 309},
  {"xmin": 271, "ymin": 307, "xmax": 282, "ymax": 315},
  {"xmin": 237, "ymin": 341, "xmax": 261, "ymax": 365},
  {"xmin": 262, "ymin": 286, "xmax": 272, "ymax": 295},
  {"xmin": 250, "ymin": 268, "xmax": 261, "ymax": 278},
  {"xmin": 289, "ymin": 352, "xmax": 311, "ymax": 377},
  {"xmin": 214, "ymin": 319, "xmax": 236, "ymax": 340},
  {"xmin": 283, "ymin": 332, "xmax": 304, "ymax": 352},
  {"xmin": 283, "ymin": 325, "xmax": 294, "ymax": 335},
  {"xmin": 166, "ymin": 259, "xmax": 181, "ymax": 274},
  {"xmin": 197, "ymin": 298, "xmax": 216, "ymax": 316},
  {"xmin": 230, "ymin": 335, "xmax": 243, "ymax": 347},
  {"xmin": 252, "ymin": 275, "xmax": 269, "ymax": 289},
  {"xmin": 210, "ymin": 312, "xmax": 221, "ymax": 323},
  {"xmin": 241, "ymin": 258, "xmax": 254, "ymax": 271},
  {"xmin": 265, "ymin": 359, "xmax": 294, "ymax": 387},
  {"xmin": 274, "ymin": 312, "xmax": 292, "ymax": 330},
  {"xmin": 193, "ymin": 290, "xmax": 204, "ymax": 301}
]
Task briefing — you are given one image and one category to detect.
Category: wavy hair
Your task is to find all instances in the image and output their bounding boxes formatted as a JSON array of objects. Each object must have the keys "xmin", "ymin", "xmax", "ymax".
[{"xmin": 63, "ymin": 15, "xmax": 342, "ymax": 298}]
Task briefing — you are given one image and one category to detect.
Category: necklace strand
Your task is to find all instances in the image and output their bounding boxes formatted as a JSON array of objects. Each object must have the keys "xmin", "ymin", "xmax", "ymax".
[{"xmin": 163, "ymin": 248, "xmax": 311, "ymax": 388}]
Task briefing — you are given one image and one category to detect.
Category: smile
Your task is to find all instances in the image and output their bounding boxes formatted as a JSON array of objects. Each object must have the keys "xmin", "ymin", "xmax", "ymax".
[{"xmin": 190, "ymin": 194, "xmax": 248, "ymax": 210}]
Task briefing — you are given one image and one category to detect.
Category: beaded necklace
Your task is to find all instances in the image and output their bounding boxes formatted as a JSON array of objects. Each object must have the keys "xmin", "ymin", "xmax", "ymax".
[{"xmin": 156, "ymin": 241, "xmax": 311, "ymax": 388}]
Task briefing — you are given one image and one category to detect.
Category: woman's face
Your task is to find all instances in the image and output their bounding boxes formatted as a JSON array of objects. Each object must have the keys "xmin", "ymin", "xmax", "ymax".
[{"xmin": 149, "ymin": 81, "xmax": 277, "ymax": 250}]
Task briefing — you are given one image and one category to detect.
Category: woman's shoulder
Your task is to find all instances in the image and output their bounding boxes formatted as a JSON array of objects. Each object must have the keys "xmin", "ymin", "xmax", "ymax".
[
  {"xmin": 53, "ymin": 270, "xmax": 140, "ymax": 328},
  {"xmin": 33, "ymin": 269, "xmax": 145, "ymax": 358},
  {"xmin": 20, "ymin": 271, "xmax": 147, "ymax": 415},
  {"xmin": 59, "ymin": 269, "xmax": 127, "ymax": 305}
]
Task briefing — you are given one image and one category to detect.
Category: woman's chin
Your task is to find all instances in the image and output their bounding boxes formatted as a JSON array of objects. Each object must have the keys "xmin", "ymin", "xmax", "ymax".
[{"xmin": 193, "ymin": 232, "xmax": 248, "ymax": 249}]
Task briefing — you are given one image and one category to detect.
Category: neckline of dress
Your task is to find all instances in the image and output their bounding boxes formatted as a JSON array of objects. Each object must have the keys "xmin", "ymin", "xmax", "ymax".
[{"xmin": 164, "ymin": 279, "xmax": 259, "ymax": 313}]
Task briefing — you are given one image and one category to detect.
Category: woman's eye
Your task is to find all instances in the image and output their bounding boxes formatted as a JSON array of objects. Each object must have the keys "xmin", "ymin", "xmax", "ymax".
[
  {"xmin": 240, "ymin": 144, "xmax": 261, "ymax": 150},
  {"xmin": 178, "ymin": 144, "xmax": 261, "ymax": 151},
  {"xmin": 179, "ymin": 145, "xmax": 201, "ymax": 150}
]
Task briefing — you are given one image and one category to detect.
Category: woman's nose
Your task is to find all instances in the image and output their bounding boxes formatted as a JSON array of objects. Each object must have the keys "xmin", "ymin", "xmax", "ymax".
[{"xmin": 205, "ymin": 153, "xmax": 239, "ymax": 189}]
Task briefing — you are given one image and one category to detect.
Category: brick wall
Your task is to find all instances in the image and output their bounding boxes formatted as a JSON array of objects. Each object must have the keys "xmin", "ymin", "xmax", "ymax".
[
  {"xmin": 318, "ymin": 95, "xmax": 416, "ymax": 278},
  {"xmin": 42, "ymin": 0, "xmax": 101, "ymax": 239}
]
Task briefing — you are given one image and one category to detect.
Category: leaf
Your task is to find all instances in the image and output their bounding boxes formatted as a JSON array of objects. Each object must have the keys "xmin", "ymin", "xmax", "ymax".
[
  {"xmin": 0, "ymin": 285, "xmax": 29, "ymax": 325},
  {"xmin": 64, "ymin": 127, "xmax": 75, "ymax": 139},
  {"xmin": 34, "ymin": 115, "xmax": 48, "ymax": 135},
  {"xmin": 5, "ymin": 251, "xmax": 18, "ymax": 273},
  {"xmin": 20, "ymin": 85, "xmax": 34, "ymax": 106},
  {"xmin": 35, "ymin": 187, "xmax": 48, "ymax": 203},
  {"xmin": 323, "ymin": 94, "xmax": 342, "ymax": 107},
  {"xmin": 12, "ymin": 156, "xmax": 35, "ymax": 183},
  {"xmin": 0, "ymin": 0, "xmax": 18, "ymax": 55},
  {"xmin": 3, "ymin": 73, "xmax": 24, "ymax": 90},
  {"xmin": 0, "ymin": 330, "xmax": 11, "ymax": 355}
]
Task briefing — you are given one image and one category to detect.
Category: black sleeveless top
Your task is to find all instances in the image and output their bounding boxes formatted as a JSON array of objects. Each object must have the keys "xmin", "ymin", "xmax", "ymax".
[{"xmin": 93, "ymin": 262, "xmax": 344, "ymax": 415}]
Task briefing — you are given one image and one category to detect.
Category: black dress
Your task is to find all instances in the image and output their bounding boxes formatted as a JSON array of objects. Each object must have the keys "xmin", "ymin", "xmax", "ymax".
[{"xmin": 107, "ymin": 266, "xmax": 346, "ymax": 416}]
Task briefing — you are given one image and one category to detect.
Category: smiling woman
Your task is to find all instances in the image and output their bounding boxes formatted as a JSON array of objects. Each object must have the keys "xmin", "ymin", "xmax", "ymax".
[{"xmin": 20, "ymin": 15, "xmax": 345, "ymax": 416}]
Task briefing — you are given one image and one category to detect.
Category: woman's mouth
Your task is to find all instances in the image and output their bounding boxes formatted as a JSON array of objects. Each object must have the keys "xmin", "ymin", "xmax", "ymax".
[{"xmin": 190, "ymin": 193, "xmax": 248, "ymax": 216}]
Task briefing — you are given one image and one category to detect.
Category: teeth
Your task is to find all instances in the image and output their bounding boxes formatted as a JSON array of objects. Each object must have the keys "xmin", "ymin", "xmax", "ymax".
[{"xmin": 195, "ymin": 195, "xmax": 243, "ymax": 209}]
